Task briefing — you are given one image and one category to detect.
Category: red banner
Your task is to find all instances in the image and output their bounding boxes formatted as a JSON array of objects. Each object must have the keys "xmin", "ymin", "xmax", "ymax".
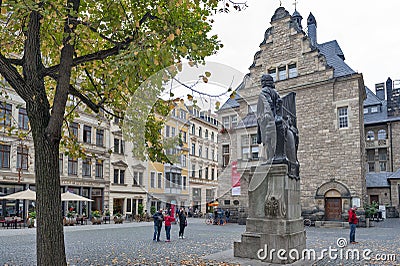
[{"xmin": 231, "ymin": 161, "xmax": 240, "ymax": 195}]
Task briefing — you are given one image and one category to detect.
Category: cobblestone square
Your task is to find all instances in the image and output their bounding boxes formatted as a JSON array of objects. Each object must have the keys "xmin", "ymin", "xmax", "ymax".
[{"xmin": 0, "ymin": 218, "xmax": 398, "ymax": 265}]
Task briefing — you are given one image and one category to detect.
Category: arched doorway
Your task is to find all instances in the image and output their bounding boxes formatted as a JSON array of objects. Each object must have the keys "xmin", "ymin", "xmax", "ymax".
[
  {"xmin": 315, "ymin": 180, "xmax": 351, "ymax": 221},
  {"xmin": 324, "ymin": 189, "xmax": 341, "ymax": 220}
]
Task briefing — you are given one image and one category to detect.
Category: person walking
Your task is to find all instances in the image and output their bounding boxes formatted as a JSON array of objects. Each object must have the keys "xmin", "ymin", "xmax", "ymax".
[
  {"xmin": 152, "ymin": 209, "xmax": 164, "ymax": 242},
  {"xmin": 164, "ymin": 213, "xmax": 175, "ymax": 242},
  {"xmin": 348, "ymin": 205, "xmax": 359, "ymax": 244},
  {"xmin": 178, "ymin": 207, "xmax": 187, "ymax": 239}
]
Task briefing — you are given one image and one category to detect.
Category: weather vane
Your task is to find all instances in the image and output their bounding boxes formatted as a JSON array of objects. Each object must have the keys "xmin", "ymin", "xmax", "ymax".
[
  {"xmin": 293, "ymin": 0, "xmax": 298, "ymax": 10},
  {"xmin": 279, "ymin": 0, "xmax": 282, "ymax": 6}
]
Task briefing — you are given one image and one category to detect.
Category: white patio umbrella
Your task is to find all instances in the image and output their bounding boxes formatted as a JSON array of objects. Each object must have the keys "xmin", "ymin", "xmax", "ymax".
[
  {"xmin": 0, "ymin": 188, "xmax": 36, "ymax": 201},
  {"xmin": 61, "ymin": 191, "xmax": 93, "ymax": 202}
]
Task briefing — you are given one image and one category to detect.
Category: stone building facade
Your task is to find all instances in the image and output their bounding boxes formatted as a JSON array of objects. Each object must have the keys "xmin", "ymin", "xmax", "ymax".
[
  {"xmin": 364, "ymin": 80, "xmax": 400, "ymax": 216},
  {"xmin": 186, "ymin": 106, "xmax": 219, "ymax": 214},
  {"xmin": 217, "ymin": 7, "xmax": 366, "ymax": 221}
]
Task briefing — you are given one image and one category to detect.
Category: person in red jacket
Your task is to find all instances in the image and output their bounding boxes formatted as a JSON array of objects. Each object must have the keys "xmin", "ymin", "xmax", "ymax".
[
  {"xmin": 348, "ymin": 205, "xmax": 359, "ymax": 244},
  {"xmin": 164, "ymin": 213, "xmax": 175, "ymax": 242}
]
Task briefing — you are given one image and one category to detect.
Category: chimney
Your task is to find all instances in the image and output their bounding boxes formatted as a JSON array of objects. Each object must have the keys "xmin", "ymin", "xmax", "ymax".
[
  {"xmin": 307, "ymin": 13, "xmax": 317, "ymax": 47},
  {"xmin": 375, "ymin": 83, "xmax": 385, "ymax": 100}
]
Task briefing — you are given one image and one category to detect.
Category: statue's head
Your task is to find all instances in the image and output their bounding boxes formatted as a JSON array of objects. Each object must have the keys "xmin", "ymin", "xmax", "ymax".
[{"xmin": 261, "ymin": 74, "xmax": 274, "ymax": 88}]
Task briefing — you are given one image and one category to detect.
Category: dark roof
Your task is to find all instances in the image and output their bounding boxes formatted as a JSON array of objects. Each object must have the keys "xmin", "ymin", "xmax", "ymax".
[
  {"xmin": 219, "ymin": 81, "xmax": 244, "ymax": 111},
  {"xmin": 236, "ymin": 113, "xmax": 257, "ymax": 129},
  {"xmin": 364, "ymin": 87, "xmax": 383, "ymax": 107},
  {"xmin": 388, "ymin": 168, "xmax": 400, "ymax": 179},
  {"xmin": 317, "ymin": 40, "xmax": 355, "ymax": 78},
  {"xmin": 366, "ymin": 172, "xmax": 391, "ymax": 188}
]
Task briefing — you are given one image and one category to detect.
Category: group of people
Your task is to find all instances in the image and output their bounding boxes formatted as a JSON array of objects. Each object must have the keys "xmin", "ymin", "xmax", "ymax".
[{"xmin": 152, "ymin": 207, "xmax": 187, "ymax": 242}]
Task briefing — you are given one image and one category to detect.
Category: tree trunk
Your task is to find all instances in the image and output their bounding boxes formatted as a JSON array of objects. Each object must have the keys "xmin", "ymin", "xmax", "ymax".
[{"xmin": 29, "ymin": 103, "xmax": 66, "ymax": 266}]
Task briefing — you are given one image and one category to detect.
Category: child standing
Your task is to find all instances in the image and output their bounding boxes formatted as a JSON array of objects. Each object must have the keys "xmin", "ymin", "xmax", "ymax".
[{"xmin": 164, "ymin": 213, "xmax": 175, "ymax": 242}]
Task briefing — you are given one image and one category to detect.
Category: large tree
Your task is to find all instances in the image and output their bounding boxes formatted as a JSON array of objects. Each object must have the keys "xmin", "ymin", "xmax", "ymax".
[{"xmin": 0, "ymin": 0, "xmax": 244, "ymax": 264}]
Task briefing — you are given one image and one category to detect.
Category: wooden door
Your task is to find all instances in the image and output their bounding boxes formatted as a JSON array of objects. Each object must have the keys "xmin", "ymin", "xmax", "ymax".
[{"xmin": 325, "ymin": 198, "xmax": 342, "ymax": 220}]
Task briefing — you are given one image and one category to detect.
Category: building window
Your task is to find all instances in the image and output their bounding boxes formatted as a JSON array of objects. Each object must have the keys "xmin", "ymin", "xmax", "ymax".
[
  {"xmin": 70, "ymin": 122, "xmax": 78, "ymax": 139},
  {"xmin": 181, "ymin": 154, "xmax": 186, "ymax": 167},
  {"xmin": 114, "ymin": 138, "xmax": 125, "ymax": 154},
  {"xmin": 133, "ymin": 171, "xmax": 143, "ymax": 185},
  {"xmin": 95, "ymin": 160, "xmax": 103, "ymax": 179},
  {"xmin": 180, "ymin": 110, "xmax": 186, "ymax": 120},
  {"xmin": 171, "ymin": 127, "xmax": 176, "ymax": 137},
  {"xmin": 211, "ymin": 168, "xmax": 215, "ymax": 180},
  {"xmin": 338, "ymin": 107, "xmax": 348, "ymax": 128},
  {"xmin": 268, "ymin": 68, "xmax": 276, "ymax": 81},
  {"xmin": 231, "ymin": 115, "xmax": 237, "ymax": 128},
  {"xmin": 182, "ymin": 131, "xmax": 187, "ymax": 143},
  {"xmin": 199, "ymin": 146, "xmax": 202, "ymax": 157},
  {"xmin": 288, "ymin": 64, "xmax": 297, "ymax": 78},
  {"xmin": 379, "ymin": 149, "xmax": 387, "ymax": 171},
  {"xmin": 165, "ymin": 125, "xmax": 170, "ymax": 137},
  {"xmin": 250, "ymin": 134, "xmax": 259, "ymax": 160},
  {"xmin": 378, "ymin": 129, "xmax": 386, "ymax": 140},
  {"xmin": 199, "ymin": 168, "xmax": 202, "ymax": 179},
  {"xmin": 82, "ymin": 158, "xmax": 91, "ymax": 177},
  {"xmin": 198, "ymin": 127, "xmax": 202, "ymax": 137},
  {"xmin": 211, "ymin": 132, "xmax": 215, "ymax": 142},
  {"xmin": 0, "ymin": 103, "xmax": 12, "ymax": 126},
  {"xmin": 191, "ymin": 164, "xmax": 196, "ymax": 178},
  {"xmin": 114, "ymin": 169, "xmax": 125, "ymax": 184},
  {"xmin": 205, "ymin": 129, "xmax": 209, "ymax": 139},
  {"xmin": 211, "ymin": 149, "xmax": 215, "ymax": 161},
  {"xmin": 367, "ymin": 150, "xmax": 375, "ymax": 172},
  {"xmin": 18, "ymin": 108, "xmax": 29, "ymax": 130},
  {"xmin": 222, "ymin": 116, "xmax": 230, "ymax": 129},
  {"xmin": 205, "ymin": 167, "xmax": 209, "ymax": 180},
  {"xmin": 158, "ymin": 173, "xmax": 162, "ymax": 188},
  {"xmin": 68, "ymin": 157, "xmax": 78, "ymax": 175},
  {"xmin": 222, "ymin": 145, "xmax": 230, "ymax": 167},
  {"xmin": 205, "ymin": 147, "xmax": 209, "ymax": 159},
  {"xmin": 278, "ymin": 66, "xmax": 287, "ymax": 80},
  {"xmin": 183, "ymin": 176, "xmax": 187, "ymax": 189},
  {"xmin": 16, "ymin": 145, "xmax": 28, "ymax": 170},
  {"xmin": 364, "ymin": 108, "xmax": 368, "ymax": 114},
  {"xmin": 191, "ymin": 143, "xmax": 196, "ymax": 156},
  {"xmin": 371, "ymin": 106, "xmax": 378, "ymax": 113},
  {"xmin": 191, "ymin": 124, "xmax": 195, "ymax": 135},
  {"xmin": 150, "ymin": 172, "xmax": 155, "ymax": 188},
  {"xmin": 367, "ymin": 130, "xmax": 375, "ymax": 141},
  {"xmin": 83, "ymin": 125, "xmax": 91, "ymax": 143},
  {"xmin": 96, "ymin": 129, "xmax": 104, "ymax": 147}
]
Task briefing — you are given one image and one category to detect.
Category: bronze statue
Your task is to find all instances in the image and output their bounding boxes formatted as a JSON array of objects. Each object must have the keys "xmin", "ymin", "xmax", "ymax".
[
  {"xmin": 255, "ymin": 74, "xmax": 300, "ymax": 179},
  {"xmin": 256, "ymin": 74, "xmax": 279, "ymax": 162}
]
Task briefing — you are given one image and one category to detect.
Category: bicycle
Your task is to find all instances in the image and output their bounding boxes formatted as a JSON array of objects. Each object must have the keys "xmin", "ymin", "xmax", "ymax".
[
  {"xmin": 303, "ymin": 218, "xmax": 312, "ymax": 227},
  {"xmin": 205, "ymin": 213, "xmax": 213, "ymax": 225}
]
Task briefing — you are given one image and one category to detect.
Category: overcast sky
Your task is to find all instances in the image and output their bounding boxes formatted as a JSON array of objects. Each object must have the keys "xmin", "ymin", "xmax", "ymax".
[{"xmin": 207, "ymin": 0, "xmax": 400, "ymax": 93}]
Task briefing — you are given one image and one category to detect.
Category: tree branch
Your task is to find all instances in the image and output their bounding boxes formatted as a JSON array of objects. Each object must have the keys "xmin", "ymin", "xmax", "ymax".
[
  {"xmin": 0, "ymin": 53, "xmax": 32, "ymax": 102},
  {"xmin": 43, "ymin": 11, "xmax": 158, "ymax": 78}
]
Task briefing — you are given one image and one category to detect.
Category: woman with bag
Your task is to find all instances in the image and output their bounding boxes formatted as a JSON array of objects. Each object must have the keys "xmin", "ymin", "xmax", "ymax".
[{"xmin": 178, "ymin": 207, "xmax": 187, "ymax": 239}]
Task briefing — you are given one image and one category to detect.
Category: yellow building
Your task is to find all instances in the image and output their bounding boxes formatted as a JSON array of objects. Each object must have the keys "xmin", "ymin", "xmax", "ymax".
[{"xmin": 147, "ymin": 99, "xmax": 190, "ymax": 211}]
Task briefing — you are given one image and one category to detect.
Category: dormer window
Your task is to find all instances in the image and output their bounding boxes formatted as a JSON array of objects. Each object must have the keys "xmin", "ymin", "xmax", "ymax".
[
  {"xmin": 268, "ymin": 68, "xmax": 276, "ymax": 81},
  {"xmin": 278, "ymin": 66, "xmax": 287, "ymax": 80},
  {"xmin": 288, "ymin": 64, "xmax": 298, "ymax": 78}
]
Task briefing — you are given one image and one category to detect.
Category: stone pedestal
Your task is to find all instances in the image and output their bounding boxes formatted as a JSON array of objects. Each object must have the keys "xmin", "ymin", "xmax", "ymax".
[{"xmin": 234, "ymin": 164, "xmax": 306, "ymax": 264}]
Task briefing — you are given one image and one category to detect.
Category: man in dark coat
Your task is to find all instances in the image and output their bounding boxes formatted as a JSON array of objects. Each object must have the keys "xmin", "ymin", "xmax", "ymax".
[{"xmin": 152, "ymin": 209, "xmax": 164, "ymax": 241}]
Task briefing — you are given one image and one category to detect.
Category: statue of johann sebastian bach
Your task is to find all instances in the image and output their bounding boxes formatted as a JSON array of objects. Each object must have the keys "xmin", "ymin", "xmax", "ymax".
[
  {"xmin": 256, "ymin": 74, "xmax": 280, "ymax": 162},
  {"xmin": 256, "ymin": 74, "xmax": 299, "ymax": 178}
]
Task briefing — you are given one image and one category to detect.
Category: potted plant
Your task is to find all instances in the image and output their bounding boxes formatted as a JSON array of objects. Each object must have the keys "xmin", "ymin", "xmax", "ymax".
[
  {"xmin": 64, "ymin": 208, "xmax": 77, "ymax": 226},
  {"xmin": 114, "ymin": 212, "xmax": 123, "ymax": 224},
  {"xmin": 91, "ymin": 210, "xmax": 102, "ymax": 225},
  {"xmin": 27, "ymin": 211, "xmax": 36, "ymax": 228},
  {"xmin": 150, "ymin": 206, "xmax": 156, "ymax": 215}
]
